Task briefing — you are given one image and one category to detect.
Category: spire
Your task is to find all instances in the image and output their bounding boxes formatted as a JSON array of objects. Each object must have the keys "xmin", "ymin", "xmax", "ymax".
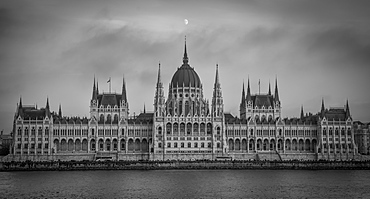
[
  {"xmin": 92, "ymin": 75, "xmax": 97, "ymax": 100},
  {"xmin": 241, "ymin": 81, "xmax": 246, "ymax": 105},
  {"xmin": 268, "ymin": 80, "xmax": 271, "ymax": 95},
  {"xmin": 19, "ymin": 96, "xmax": 22, "ymax": 108},
  {"xmin": 274, "ymin": 77, "xmax": 279, "ymax": 102},
  {"xmin": 45, "ymin": 97, "xmax": 50, "ymax": 117},
  {"xmin": 346, "ymin": 99, "xmax": 351, "ymax": 119},
  {"xmin": 143, "ymin": 103, "xmax": 146, "ymax": 114},
  {"xmin": 246, "ymin": 77, "xmax": 251, "ymax": 102},
  {"xmin": 122, "ymin": 75, "xmax": 127, "ymax": 103},
  {"xmin": 96, "ymin": 78, "xmax": 99, "ymax": 95},
  {"xmin": 321, "ymin": 98, "xmax": 325, "ymax": 117},
  {"xmin": 183, "ymin": 36, "xmax": 189, "ymax": 64},
  {"xmin": 58, "ymin": 104, "xmax": 62, "ymax": 117},
  {"xmin": 157, "ymin": 62, "xmax": 162, "ymax": 87},
  {"xmin": 300, "ymin": 105, "xmax": 304, "ymax": 119},
  {"xmin": 46, "ymin": 97, "xmax": 50, "ymax": 109},
  {"xmin": 214, "ymin": 64, "xmax": 220, "ymax": 86}
]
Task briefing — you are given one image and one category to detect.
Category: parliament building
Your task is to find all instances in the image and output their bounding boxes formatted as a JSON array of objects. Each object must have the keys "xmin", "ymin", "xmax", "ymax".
[{"xmin": 9, "ymin": 39, "xmax": 358, "ymax": 161}]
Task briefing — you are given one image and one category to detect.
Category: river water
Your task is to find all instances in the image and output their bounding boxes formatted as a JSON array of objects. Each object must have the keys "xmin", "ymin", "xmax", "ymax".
[{"xmin": 0, "ymin": 170, "xmax": 369, "ymax": 198}]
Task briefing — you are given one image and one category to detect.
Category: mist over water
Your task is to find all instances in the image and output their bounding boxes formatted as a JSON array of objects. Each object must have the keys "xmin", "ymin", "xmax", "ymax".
[{"xmin": 0, "ymin": 170, "xmax": 369, "ymax": 198}]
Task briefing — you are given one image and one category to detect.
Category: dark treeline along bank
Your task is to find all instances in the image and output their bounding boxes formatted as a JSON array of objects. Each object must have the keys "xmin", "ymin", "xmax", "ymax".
[{"xmin": 2, "ymin": 159, "xmax": 370, "ymax": 171}]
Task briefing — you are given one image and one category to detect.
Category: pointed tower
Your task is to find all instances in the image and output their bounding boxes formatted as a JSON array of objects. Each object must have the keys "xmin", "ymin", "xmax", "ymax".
[
  {"xmin": 154, "ymin": 63, "xmax": 166, "ymax": 117},
  {"xmin": 274, "ymin": 77, "xmax": 280, "ymax": 102},
  {"xmin": 268, "ymin": 81, "xmax": 271, "ymax": 95},
  {"xmin": 45, "ymin": 97, "xmax": 51, "ymax": 118},
  {"xmin": 120, "ymin": 75, "xmax": 129, "ymax": 121},
  {"xmin": 90, "ymin": 76, "xmax": 98, "ymax": 119},
  {"xmin": 274, "ymin": 77, "xmax": 281, "ymax": 119},
  {"xmin": 320, "ymin": 98, "xmax": 325, "ymax": 118},
  {"xmin": 154, "ymin": 62, "xmax": 166, "ymax": 118},
  {"xmin": 211, "ymin": 64, "xmax": 223, "ymax": 117},
  {"xmin": 58, "ymin": 104, "xmax": 62, "ymax": 117},
  {"xmin": 240, "ymin": 81, "xmax": 246, "ymax": 119},
  {"xmin": 92, "ymin": 76, "xmax": 97, "ymax": 100},
  {"xmin": 17, "ymin": 96, "xmax": 23, "ymax": 118},
  {"xmin": 345, "ymin": 99, "xmax": 351, "ymax": 120},
  {"xmin": 246, "ymin": 77, "xmax": 252, "ymax": 102},
  {"xmin": 300, "ymin": 105, "xmax": 304, "ymax": 120},
  {"xmin": 122, "ymin": 76, "xmax": 127, "ymax": 103}
]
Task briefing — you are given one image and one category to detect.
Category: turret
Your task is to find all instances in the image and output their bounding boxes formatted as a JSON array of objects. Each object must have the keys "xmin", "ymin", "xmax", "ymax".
[
  {"xmin": 300, "ymin": 105, "xmax": 304, "ymax": 120},
  {"xmin": 240, "ymin": 81, "xmax": 246, "ymax": 119},
  {"xmin": 246, "ymin": 77, "xmax": 251, "ymax": 102},
  {"xmin": 122, "ymin": 76, "xmax": 127, "ymax": 104},
  {"xmin": 274, "ymin": 77, "xmax": 279, "ymax": 102},
  {"xmin": 45, "ymin": 97, "xmax": 51, "ymax": 118},
  {"xmin": 321, "ymin": 98, "xmax": 325, "ymax": 118},
  {"xmin": 154, "ymin": 62, "xmax": 165, "ymax": 117},
  {"xmin": 92, "ymin": 76, "xmax": 97, "ymax": 100},
  {"xmin": 58, "ymin": 104, "xmax": 62, "ymax": 117},
  {"xmin": 212, "ymin": 64, "xmax": 223, "ymax": 117},
  {"xmin": 268, "ymin": 81, "xmax": 271, "ymax": 95},
  {"xmin": 345, "ymin": 99, "xmax": 351, "ymax": 120}
]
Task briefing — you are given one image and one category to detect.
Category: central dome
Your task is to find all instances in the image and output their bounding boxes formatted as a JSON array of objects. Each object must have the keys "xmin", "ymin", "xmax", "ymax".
[{"xmin": 170, "ymin": 39, "xmax": 201, "ymax": 88}]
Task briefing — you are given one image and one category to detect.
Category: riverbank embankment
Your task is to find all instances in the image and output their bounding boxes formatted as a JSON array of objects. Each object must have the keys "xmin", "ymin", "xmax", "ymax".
[{"xmin": 2, "ymin": 160, "xmax": 370, "ymax": 171}]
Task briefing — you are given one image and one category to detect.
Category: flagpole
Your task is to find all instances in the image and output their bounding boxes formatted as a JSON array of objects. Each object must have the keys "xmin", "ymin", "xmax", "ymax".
[{"xmin": 109, "ymin": 77, "xmax": 111, "ymax": 93}]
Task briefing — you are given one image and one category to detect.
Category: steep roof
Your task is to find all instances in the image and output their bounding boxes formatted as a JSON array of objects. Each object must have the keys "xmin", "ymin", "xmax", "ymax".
[
  {"xmin": 98, "ymin": 93, "xmax": 122, "ymax": 107},
  {"xmin": 252, "ymin": 94, "xmax": 274, "ymax": 108}
]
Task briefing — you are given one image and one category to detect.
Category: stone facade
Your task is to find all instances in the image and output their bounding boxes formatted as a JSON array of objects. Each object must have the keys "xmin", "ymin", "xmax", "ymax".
[{"xmin": 10, "ymin": 39, "xmax": 358, "ymax": 161}]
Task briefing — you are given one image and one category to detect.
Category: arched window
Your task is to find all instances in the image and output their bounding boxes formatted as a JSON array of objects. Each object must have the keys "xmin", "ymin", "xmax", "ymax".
[
  {"xmin": 38, "ymin": 127, "xmax": 42, "ymax": 136},
  {"xmin": 179, "ymin": 101, "xmax": 183, "ymax": 115},
  {"xmin": 188, "ymin": 143, "xmax": 191, "ymax": 148},
  {"xmin": 216, "ymin": 127, "xmax": 221, "ymax": 135},
  {"xmin": 181, "ymin": 142, "xmax": 184, "ymax": 148},
  {"xmin": 107, "ymin": 114, "xmax": 112, "ymax": 122},
  {"xmin": 185, "ymin": 101, "xmax": 189, "ymax": 116},
  {"xmin": 45, "ymin": 127, "xmax": 49, "ymax": 136},
  {"xmin": 158, "ymin": 127, "xmax": 162, "ymax": 135},
  {"xmin": 100, "ymin": 114, "xmax": 104, "ymax": 122},
  {"xmin": 166, "ymin": 123, "xmax": 172, "ymax": 134},
  {"xmin": 180, "ymin": 123, "xmax": 185, "ymax": 135},
  {"xmin": 207, "ymin": 123, "xmax": 212, "ymax": 135},
  {"xmin": 201, "ymin": 142, "xmax": 205, "ymax": 148},
  {"xmin": 174, "ymin": 143, "xmax": 178, "ymax": 148},
  {"xmin": 17, "ymin": 127, "xmax": 22, "ymax": 136},
  {"xmin": 187, "ymin": 123, "xmax": 192, "ymax": 135},
  {"xmin": 114, "ymin": 114, "xmax": 119, "ymax": 121},
  {"xmin": 121, "ymin": 128, "xmax": 124, "ymax": 136}
]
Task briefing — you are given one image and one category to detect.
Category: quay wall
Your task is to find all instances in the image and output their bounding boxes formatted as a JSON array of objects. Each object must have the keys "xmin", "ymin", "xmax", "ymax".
[{"xmin": 2, "ymin": 160, "xmax": 370, "ymax": 171}]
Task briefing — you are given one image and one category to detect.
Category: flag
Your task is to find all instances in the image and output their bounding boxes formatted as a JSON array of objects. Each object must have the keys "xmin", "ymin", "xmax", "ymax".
[{"xmin": 107, "ymin": 78, "xmax": 111, "ymax": 83}]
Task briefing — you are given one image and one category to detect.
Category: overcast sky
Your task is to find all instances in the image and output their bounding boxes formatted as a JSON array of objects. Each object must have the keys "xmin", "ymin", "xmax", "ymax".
[{"xmin": 1, "ymin": 0, "xmax": 370, "ymax": 133}]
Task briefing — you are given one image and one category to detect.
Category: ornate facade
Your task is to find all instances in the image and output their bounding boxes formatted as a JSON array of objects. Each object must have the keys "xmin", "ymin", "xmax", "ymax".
[{"xmin": 10, "ymin": 39, "xmax": 358, "ymax": 161}]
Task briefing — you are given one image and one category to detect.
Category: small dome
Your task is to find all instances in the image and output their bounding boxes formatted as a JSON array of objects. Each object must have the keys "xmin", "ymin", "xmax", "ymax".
[{"xmin": 171, "ymin": 64, "xmax": 201, "ymax": 88}]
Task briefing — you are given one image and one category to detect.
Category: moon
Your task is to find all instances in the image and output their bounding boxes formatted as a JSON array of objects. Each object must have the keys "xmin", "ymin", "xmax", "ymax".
[{"xmin": 184, "ymin": 19, "xmax": 188, "ymax": 25}]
